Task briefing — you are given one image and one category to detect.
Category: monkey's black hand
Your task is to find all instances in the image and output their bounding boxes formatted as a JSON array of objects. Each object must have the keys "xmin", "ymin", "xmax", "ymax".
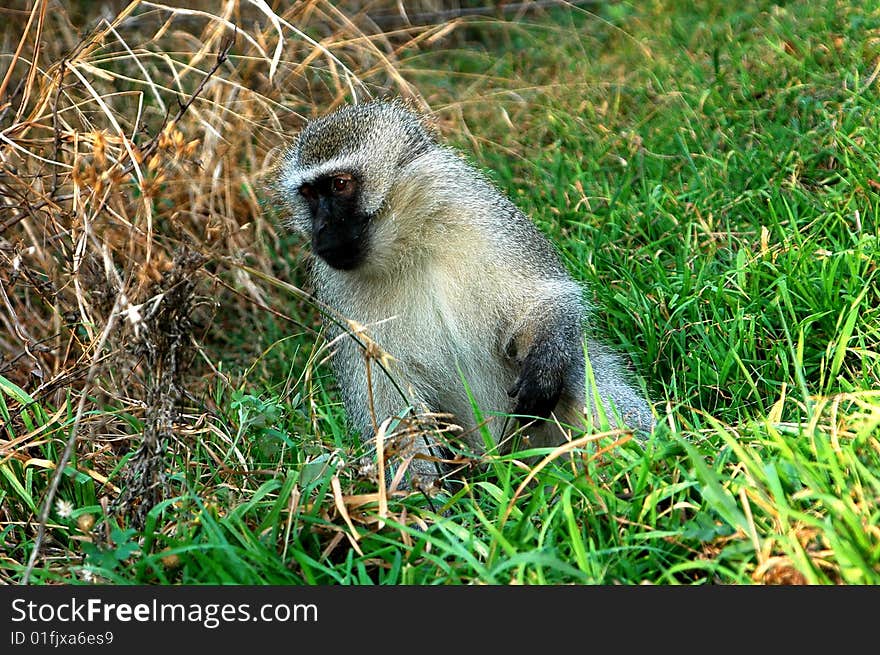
[{"xmin": 507, "ymin": 345, "xmax": 566, "ymax": 419}]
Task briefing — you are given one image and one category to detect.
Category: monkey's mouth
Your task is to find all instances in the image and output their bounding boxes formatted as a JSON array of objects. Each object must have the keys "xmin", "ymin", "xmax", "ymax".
[{"xmin": 313, "ymin": 239, "xmax": 365, "ymax": 271}]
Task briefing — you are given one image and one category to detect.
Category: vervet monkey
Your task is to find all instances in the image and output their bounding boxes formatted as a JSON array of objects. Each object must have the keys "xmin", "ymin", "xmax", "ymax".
[{"xmin": 273, "ymin": 99, "xmax": 654, "ymax": 487}]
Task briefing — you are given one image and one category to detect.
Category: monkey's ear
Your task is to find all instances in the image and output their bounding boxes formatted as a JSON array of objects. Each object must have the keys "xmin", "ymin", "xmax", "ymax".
[{"xmin": 387, "ymin": 95, "xmax": 441, "ymax": 143}]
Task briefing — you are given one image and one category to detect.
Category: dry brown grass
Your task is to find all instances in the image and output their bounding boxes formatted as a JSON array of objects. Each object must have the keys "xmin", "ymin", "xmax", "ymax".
[
  {"xmin": 0, "ymin": 0, "xmax": 486, "ymax": 576},
  {"xmin": 0, "ymin": 0, "xmax": 443, "ymax": 390}
]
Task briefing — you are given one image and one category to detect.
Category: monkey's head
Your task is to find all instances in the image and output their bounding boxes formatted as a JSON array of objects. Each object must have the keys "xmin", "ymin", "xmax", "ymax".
[{"xmin": 274, "ymin": 100, "xmax": 437, "ymax": 272}]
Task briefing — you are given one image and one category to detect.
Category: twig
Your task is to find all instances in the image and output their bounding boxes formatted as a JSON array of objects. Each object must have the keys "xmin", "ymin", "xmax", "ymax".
[
  {"xmin": 21, "ymin": 293, "xmax": 123, "ymax": 585},
  {"xmin": 0, "ymin": 0, "xmax": 40, "ymax": 103},
  {"xmin": 50, "ymin": 60, "xmax": 67, "ymax": 200},
  {"xmin": 12, "ymin": 0, "xmax": 48, "ymax": 125},
  {"xmin": 368, "ymin": 0, "xmax": 602, "ymax": 27}
]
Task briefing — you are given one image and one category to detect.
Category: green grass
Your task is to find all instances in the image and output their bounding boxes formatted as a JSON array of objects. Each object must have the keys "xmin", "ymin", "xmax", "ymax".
[{"xmin": 2, "ymin": 0, "xmax": 879, "ymax": 585}]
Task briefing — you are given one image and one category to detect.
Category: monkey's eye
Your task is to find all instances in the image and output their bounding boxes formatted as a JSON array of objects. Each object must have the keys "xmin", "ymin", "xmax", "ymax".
[
  {"xmin": 330, "ymin": 174, "xmax": 354, "ymax": 196},
  {"xmin": 299, "ymin": 183, "xmax": 316, "ymax": 202}
]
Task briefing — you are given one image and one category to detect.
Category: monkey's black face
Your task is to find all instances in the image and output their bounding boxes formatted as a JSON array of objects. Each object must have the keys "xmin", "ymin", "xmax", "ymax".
[{"xmin": 299, "ymin": 173, "xmax": 370, "ymax": 271}]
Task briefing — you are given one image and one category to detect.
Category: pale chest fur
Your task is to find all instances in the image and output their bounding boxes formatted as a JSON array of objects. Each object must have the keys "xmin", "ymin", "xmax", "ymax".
[{"xmin": 320, "ymin": 255, "xmax": 516, "ymax": 427}]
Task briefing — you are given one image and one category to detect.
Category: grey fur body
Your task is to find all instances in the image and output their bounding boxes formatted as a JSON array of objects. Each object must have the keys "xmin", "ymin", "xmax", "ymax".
[{"xmin": 274, "ymin": 100, "xmax": 654, "ymax": 481}]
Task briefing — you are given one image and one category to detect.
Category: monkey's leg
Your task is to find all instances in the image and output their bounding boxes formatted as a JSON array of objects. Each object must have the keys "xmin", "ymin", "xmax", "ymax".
[
  {"xmin": 504, "ymin": 291, "xmax": 654, "ymax": 441},
  {"xmin": 505, "ymin": 291, "xmax": 583, "ymax": 423}
]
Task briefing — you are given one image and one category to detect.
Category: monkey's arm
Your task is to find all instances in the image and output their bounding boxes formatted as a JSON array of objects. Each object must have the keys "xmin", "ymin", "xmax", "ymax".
[{"xmin": 504, "ymin": 282, "xmax": 585, "ymax": 419}]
